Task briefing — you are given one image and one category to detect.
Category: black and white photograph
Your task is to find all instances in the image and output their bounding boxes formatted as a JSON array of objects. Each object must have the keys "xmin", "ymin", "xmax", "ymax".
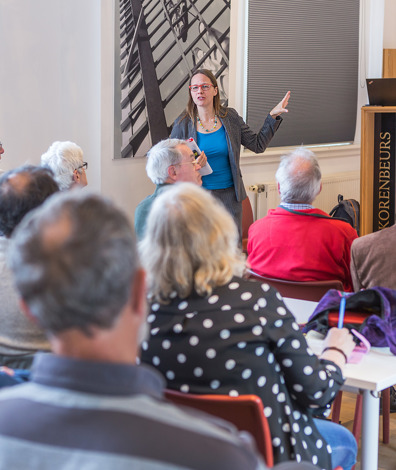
[{"xmin": 117, "ymin": 0, "xmax": 230, "ymax": 158}]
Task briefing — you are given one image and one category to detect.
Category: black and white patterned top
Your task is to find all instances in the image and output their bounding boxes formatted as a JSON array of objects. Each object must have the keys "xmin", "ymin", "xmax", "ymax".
[{"xmin": 141, "ymin": 277, "xmax": 344, "ymax": 469}]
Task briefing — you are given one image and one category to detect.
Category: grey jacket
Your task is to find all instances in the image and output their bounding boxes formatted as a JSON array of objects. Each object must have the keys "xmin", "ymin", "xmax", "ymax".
[
  {"xmin": 0, "ymin": 237, "xmax": 50, "ymax": 360},
  {"xmin": 171, "ymin": 108, "xmax": 282, "ymax": 201}
]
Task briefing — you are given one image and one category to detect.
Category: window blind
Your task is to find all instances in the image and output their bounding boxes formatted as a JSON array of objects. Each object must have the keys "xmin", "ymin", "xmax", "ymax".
[{"xmin": 247, "ymin": 0, "xmax": 359, "ymax": 147}]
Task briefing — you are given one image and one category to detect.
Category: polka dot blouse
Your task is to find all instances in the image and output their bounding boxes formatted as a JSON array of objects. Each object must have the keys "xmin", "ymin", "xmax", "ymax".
[{"xmin": 141, "ymin": 277, "xmax": 344, "ymax": 469}]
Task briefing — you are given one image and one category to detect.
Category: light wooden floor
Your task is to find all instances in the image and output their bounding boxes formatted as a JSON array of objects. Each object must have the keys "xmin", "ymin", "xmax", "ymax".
[{"xmin": 333, "ymin": 391, "xmax": 396, "ymax": 470}]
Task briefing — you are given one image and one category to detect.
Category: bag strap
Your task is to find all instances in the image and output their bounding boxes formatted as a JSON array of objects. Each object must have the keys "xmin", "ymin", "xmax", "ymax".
[
  {"xmin": 279, "ymin": 205, "xmax": 349, "ymax": 223},
  {"xmin": 347, "ymin": 200, "xmax": 359, "ymax": 231}
]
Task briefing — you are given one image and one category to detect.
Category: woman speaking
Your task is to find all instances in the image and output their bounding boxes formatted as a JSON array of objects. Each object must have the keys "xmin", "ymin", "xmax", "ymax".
[{"xmin": 171, "ymin": 69, "xmax": 290, "ymax": 236}]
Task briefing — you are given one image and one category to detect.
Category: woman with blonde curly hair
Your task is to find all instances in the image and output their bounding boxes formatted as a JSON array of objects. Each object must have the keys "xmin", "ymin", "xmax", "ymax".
[
  {"xmin": 139, "ymin": 183, "xmax": 357, "ymax": 470},
  {"xmin": 140, "ymin": 183, "xmax": 245, "ymax": 303}
]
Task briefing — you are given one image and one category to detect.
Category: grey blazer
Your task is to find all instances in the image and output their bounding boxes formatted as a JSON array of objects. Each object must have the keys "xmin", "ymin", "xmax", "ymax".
[
  {"xmin": 350, "ymin": 224, "xmax": 396, "ymax": 291},
  {"xmin": 170, "ymin": 108, "xmax": 282, "ymax": 202}
]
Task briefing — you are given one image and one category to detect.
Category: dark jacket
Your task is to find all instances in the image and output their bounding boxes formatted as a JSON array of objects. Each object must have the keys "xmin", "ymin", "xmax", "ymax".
[
  {"xmin": 134, "ymin": 184, "xmax": 171, "ymax": 240},
  {"xmin": 171, "ymin": 108, "xmax": 282, "ymax": 201}
]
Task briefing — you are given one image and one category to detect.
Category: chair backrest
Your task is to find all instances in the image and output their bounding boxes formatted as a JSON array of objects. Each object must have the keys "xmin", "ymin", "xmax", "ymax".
[
  {"xmin": 164, "ymin": 390, "xmax": 274, "ymax": 467},
  {"xmin": 246, "ymin": 269, "xmax": 343, "ymax": 302},
  {"xmin": 242, "ymin": 196, "xmax": 254, "ymax": 253}
]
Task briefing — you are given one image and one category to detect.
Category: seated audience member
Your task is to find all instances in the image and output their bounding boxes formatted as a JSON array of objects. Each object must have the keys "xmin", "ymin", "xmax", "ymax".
[
  {"xmin": 40, "ymin": 141, "xmax": 87, "ymax": 190},
  {"xmin": 0, "ymin": 166, "xmax": 59, "ymax": 368},
  {"xmin": 0, "ymin": 189, "xmax": 315, "ymax": 470},
  {"xmin": 350, "ymin": 225, "xmax": 396, "ymax": 412},
  {"xmin": 350, "ymin": 224, "xmax": 396, "ymax": 291},
  {"xmin": 134, "ymin": 138, "xmax": 204, "ymax": 239},
  {"xmin": 247, "ymin": 148, "xmax": 358, "ymax": 291},
  {"xmin": 139, "ymin": 183, "xmax": 357, "ymax": 470}
]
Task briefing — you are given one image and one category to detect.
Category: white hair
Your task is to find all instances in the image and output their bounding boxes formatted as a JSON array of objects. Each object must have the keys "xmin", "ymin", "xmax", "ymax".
[
  {"xmin": 41, "ymin": 141, "xmax": 84, "ymax": 191},
  {"xmin": 146, "ymin": 138, "xmax": 187, "ymax": 184},
  {"xmin": 276, "ymin": 147, "xmax": 322, "ymax": 204}
]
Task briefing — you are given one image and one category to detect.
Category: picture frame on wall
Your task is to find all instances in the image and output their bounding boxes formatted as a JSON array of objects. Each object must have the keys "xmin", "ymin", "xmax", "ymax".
[{"xmin": 115, "ymin": 0, "xmax": 231, "ymax": 159}]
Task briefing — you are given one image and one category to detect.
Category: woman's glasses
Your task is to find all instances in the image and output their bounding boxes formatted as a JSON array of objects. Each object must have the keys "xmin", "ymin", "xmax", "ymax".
[{"xmin": 189, "ymin": 84, "xmax": 215, "ymax": 92}]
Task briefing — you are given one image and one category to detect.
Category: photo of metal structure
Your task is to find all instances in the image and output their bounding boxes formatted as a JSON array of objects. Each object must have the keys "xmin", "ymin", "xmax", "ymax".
[{"xmin": 118, "ymin": 0, "xmax": 230, "ymax": 158}]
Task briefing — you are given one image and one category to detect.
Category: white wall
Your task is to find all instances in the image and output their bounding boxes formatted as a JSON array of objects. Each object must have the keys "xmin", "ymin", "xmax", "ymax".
[
  {"xmin": 0, "ymin": 0, "xmax": 101, "ymax": 190},
  {"xmin": 384, "ymin": 0, "xmax": 396, "ymax": 48}
]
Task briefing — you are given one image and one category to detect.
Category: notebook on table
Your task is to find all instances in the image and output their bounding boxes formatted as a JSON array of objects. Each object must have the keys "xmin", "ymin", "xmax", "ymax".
[{"xmin": 366, "ymin": 78, "xmax": 396, "ymax": 106}]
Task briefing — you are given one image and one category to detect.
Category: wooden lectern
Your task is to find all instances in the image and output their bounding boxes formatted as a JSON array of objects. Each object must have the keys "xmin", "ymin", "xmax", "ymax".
[{"xmin": 360, "ymin": 106, "xmax": 396, "ymax": 236}]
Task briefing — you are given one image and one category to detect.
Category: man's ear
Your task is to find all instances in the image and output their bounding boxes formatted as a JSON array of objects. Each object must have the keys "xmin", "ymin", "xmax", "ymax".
[
  {"xmin": 167, "ymin": 165, "xmax": 177, "ymax": 182},
  {"xmin": 19, "ymin": 298, "xmax": 39, "ymax": 325},
  {"xmin": 73, "ymin": 170, "xmax": 80, "ymax": 184},
  {"xmin": 319, "ymin": 182, "xmax": 323, "ymax": 194},
  {"xmin": 130, "ymin": 268, "xmax": 147, "ymax": 320},
  {"xmin": 277, "ymin": 182, "xmax": 281, "ymax": 195}
]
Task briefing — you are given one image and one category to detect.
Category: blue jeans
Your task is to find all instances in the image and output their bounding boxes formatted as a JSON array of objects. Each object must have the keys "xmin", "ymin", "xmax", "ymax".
[{"xmin": 314, "ymin": 418, "xmax": 357, "ymax": 470}]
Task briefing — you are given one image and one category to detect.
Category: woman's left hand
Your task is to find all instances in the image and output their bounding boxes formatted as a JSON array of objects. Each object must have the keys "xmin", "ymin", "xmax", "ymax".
[
  {"xmin": 270, "ymin": 91, "xmax": 291, "ymax": 119},
  {"xmin": 196, "ymin": 151, "xmax": 207, "ymax": 168}
]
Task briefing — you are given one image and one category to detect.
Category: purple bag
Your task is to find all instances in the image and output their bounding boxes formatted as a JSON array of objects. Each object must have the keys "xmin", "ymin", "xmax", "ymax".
[{"xmin": 302, "ymin": 287, "xmax": 396, "ymax": 355}]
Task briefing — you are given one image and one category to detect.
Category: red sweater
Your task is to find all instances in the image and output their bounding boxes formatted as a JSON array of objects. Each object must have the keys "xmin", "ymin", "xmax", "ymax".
[{"xmin": 247, "ymin": 207, "xmax": 358, "ymax": 292}]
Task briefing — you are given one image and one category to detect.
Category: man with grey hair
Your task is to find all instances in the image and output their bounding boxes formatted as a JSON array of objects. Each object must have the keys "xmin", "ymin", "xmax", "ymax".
[
  {"xmin": 247, "ymin": 147, "xmax": 358, "ymax": 291},
  {"xmin": 0, "ymin": 189, "xmax": 306, "ymax": 470},
  {"xmin": 0, "ymin": 165, "xmax": 59, "ymax": 369},
  {"xmin": 134, "ymin": 138, "xmax": 203, "ymax": 239},
  {"xmin": 41, "ymin": 140, "xmax": 88, "ymax": 191}
]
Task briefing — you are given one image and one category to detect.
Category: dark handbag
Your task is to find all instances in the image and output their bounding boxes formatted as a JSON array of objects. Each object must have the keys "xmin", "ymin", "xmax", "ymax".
[
  {"xmin": 302, "ymin": 287, "xmax": 396, "ymax": 355},
  {"xmin": 329, "ymin": 194, "xmax": 360, "ymax": 235}
]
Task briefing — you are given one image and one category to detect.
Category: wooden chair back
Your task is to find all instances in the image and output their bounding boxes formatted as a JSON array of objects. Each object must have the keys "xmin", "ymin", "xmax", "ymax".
[
  {"xmin": 164, "ymin": 390, "xmax": 274, "ymax": 467},
  {"xmin": 246, "ymin": 269, "xmax": 343, "ymax": 301}
]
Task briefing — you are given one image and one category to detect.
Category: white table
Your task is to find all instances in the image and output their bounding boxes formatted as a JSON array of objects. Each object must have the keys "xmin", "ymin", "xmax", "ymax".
[
  {"xmin": 284, "ymin": 297, "xmax": 396, "ymax": 470},
  {"xmin": 283, "ymin": 297, "xmax": 317, "ymax": 324}
]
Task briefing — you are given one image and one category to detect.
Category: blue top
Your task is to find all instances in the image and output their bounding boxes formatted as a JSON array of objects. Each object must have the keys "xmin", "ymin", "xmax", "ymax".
[{"xmin": 197, "ymin": 126, "xmax": 233, "ymax": 190}]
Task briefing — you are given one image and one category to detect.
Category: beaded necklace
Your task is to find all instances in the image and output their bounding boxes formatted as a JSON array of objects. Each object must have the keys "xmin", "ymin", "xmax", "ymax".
[{"xmin": 197, "ymin": 115, "xmax": 218, "ymax": 132}]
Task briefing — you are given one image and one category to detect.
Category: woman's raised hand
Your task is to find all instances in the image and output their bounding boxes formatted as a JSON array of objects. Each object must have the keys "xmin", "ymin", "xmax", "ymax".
[{"xmin": 270, "ymin": 90, "xmax": 291, "ymax": 119}]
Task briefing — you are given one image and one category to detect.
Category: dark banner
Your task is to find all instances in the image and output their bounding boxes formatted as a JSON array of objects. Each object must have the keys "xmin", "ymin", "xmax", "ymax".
[{"xmin": 373, "ymin": 113, "xmax": 396, "ymax": 231}]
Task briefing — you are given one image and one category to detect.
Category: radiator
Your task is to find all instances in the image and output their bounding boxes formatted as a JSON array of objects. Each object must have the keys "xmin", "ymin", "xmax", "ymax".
[{"xmin": 247, "ymin": 171, "xmax": 360, "ymax": 221}]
